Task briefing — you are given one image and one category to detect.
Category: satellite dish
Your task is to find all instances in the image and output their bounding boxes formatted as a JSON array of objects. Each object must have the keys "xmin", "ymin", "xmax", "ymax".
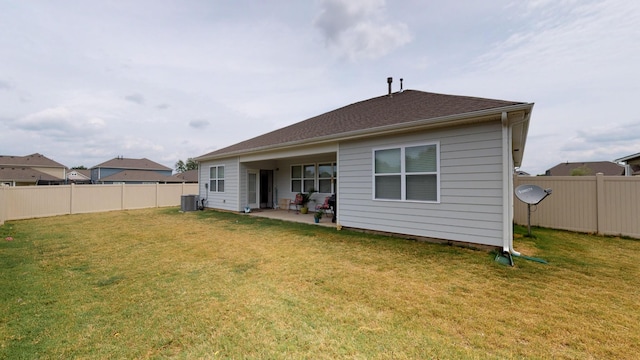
[
  {"xmin": 515, "ymin": 184, "xmax": 552, "ymax": 205},
  {"xmin": 515, "ymin": 184, "xmax": 552, "ymax": 236}
]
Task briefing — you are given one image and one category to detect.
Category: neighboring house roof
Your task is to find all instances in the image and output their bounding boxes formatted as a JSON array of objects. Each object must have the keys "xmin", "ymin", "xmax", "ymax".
[
  {"xmin": 67, "ymin": 169, "xmax": 92, "ymax": 180},
  {"xmin": 614, "ymin": 153, "xmax": 640, "ymax": 175},
  {"xmin": 0, "ymin": 153, "xmax": 66, "ymax": 168},
  {"xmin": 614, "ymin": 152, "xmax": 640, "ymax": 163},
  {"xmin": 545, "ymin": 161, "xmax": 625, "ymax": 176},
  {"xmin": 76, "ymin": 169, "xmax": 92, "ymax": 178},
  {"xmin": 0, "ymin": 167, "xmax": 63, "ymax": 183},
  {"xmin": 97, "ymin": 170, "xmax": 180, "ymax": 183},
  {"xmin": 171, "ymin": 169, "xmax": 198, "ymax": 182},
  {"xmin": 196, "ymin": 89, "xmax": 529, "ymax": 161},
  {"xmin": 92, "ymin": 157, "xmax": 171, "ymax": 171}
]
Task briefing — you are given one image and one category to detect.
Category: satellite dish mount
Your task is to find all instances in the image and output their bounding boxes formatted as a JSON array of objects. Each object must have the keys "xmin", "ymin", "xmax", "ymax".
[{"xmin": 515, "ymin": 185, "xmax": 552, "ymax": 236}]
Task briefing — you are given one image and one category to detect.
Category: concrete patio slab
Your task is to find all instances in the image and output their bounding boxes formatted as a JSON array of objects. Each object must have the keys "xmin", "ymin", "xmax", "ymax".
[{"xmin": 244, "ymin": 209, "xmax": 336, "ymax": 228}]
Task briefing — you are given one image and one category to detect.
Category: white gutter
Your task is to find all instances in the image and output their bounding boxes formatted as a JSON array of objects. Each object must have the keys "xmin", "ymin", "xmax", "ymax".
[
  {"xmin": 501, "ymin": 111, "xmax": 519, "ymax": 256},
  {"xmin": 236, "ymin": 156, "xmax": 241, "ymax": 211}
]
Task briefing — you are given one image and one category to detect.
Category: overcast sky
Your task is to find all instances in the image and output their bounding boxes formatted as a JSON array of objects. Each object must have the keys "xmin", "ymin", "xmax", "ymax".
[{"xmin": 1, "ymin": 0, "xmax": 639, "ymax": 175}]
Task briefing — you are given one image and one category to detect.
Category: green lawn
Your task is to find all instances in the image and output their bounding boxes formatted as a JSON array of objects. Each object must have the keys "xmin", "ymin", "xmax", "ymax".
[{"xmin": 1, "ymin": 208, "xmax": 639, "ymax": 359}]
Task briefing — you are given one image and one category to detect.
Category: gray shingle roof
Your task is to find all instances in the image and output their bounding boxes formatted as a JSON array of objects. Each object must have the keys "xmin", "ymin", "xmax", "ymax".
[
  {"xmin": 0, "ymin": 153, "xmax": 66, "ymax": 168},
  {"xmin": 197, "ymin": 89, "xmax": 526, "ymax": 160},
  {"xmin": 98, "ymin": 170, "xmax": 180, "ymax": 182},
  {"xmin": 545, "ymin": 161, "xmax": 625, "ymax": 176},
  {"xmin": 171, "ymin": 169, "xmax": 198, "ymax": 182},
  {"xmin": 0, "ymin": 167, "xmax": 63, "ymax": 182},
  {"xmin": 92, "ymin": 157, "xmax": 171, "ymax": 171}
]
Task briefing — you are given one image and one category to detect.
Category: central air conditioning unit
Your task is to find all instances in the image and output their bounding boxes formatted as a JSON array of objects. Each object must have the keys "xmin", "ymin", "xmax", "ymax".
[{"xmin": 181, "ymin": 194, "xmax": 198, "ymax": 212}]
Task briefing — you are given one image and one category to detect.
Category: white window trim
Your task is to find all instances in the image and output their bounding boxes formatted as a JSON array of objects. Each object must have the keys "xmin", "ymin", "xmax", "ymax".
[
  {"xmin": 372, "ymin": 141, "xmax": 440, "ymax": 203},
  {"xmin": 290, "ymin": 164, "xmax": 313, "ymax": 193},
  {"xmin": 209, "ymin": 165, "xmax": 225, "ymax": 193},
  {"xmin": 317, "ymin": 162, "xmax": 337, "ymax": 194},
  {"xmin": 291, "ymin": 162, "xmax": 337, "ymax": 194}
]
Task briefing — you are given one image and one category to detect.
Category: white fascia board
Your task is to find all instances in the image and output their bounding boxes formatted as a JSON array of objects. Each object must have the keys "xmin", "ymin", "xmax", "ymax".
[
  {"xmin": 238, "ymin": 143, "xmax": 338, "ymax": 163},
  {"xmin": 614, "ymin": 152, "xmax": 640, "ymax": 163}
]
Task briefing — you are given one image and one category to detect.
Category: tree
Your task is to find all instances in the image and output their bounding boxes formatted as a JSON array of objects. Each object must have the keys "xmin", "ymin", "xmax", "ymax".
[
  {"xmin": 570, "ymin": 165, "xmax": 592, "ymax": 176},
  {"xmin": 175, "ymin": 158, "xmax": 198, "ymax": 173},
  {"xmin": 72, "ymin": 165, "xmax": 87, "ymax": 170},
  {"xmin": 186, "ymin": 158, "xmax": 198, "ymax": 171},
  {"xmin": 175, "ymin": 160, "xmax": 186, "ymax": 173}
]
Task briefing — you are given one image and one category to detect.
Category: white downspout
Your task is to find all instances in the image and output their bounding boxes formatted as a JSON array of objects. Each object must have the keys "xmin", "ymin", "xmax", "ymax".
[{"xmin": 501, "ymin": 112, "xmax": 519, "ymax": 256}]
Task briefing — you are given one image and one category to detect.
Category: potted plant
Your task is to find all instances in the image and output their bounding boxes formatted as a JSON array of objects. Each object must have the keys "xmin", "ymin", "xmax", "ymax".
[
  {"xmin": 297, "ymin": 189, "xmax": 316, "ymax": 214},
  {"xmin": 314, "ymin": 209, "xmax": 324, "ymax": 223}
]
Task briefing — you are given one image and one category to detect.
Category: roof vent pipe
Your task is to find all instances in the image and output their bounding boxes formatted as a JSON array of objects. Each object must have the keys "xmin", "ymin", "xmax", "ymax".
[
  {"xmin": 400, "ymin": 78, "xmax": 403, "ymax": 92},
  {"xmin": 387, "ymin": 77, "xmax": 393, "ymax": 97}
]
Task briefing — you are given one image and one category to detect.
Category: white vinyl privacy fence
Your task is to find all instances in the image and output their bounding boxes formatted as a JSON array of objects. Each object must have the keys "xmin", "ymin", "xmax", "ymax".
[{"xmin": 0, "ymin": 183, "xmax": 199, "ymax": 225}]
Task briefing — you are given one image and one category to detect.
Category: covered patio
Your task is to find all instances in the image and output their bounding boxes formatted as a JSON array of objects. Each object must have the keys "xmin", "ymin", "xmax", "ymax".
[{"xmin": 244, "ymin": 209, "xmax": 336, "ymax": 228}]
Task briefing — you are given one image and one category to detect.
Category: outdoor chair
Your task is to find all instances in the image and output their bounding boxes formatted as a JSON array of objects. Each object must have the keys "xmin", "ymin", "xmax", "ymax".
[
  {"xmin": 289, "ymin": 193, "xmax": 304, "ymax": 213},
  {"xmin": 315, "ymin": 196, "xmax": 333, "ymax": 216}
]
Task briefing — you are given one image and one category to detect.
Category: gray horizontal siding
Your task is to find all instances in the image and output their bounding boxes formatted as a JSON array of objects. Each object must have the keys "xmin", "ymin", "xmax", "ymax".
[
  {"xmin": 337, "ymin": 121, "xmax": 504, "ymax": 247},
  {"xmin": 199, "ymin": 157, "xmax": 239, "ymax": 211},
  {"xmin": 338, "ymin": 210, "xmax": 502, "ymax": 242}
]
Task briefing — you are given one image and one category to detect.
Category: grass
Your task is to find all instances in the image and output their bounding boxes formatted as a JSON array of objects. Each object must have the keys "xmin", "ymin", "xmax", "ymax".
[{"xmin": 1, "ymin": 208, "xmax": 639, "ymax": 359}]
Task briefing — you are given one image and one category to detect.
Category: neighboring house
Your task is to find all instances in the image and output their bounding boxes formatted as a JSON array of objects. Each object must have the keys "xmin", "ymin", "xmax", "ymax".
[
  {"xmin": 0, "ymin": 167, "xmax": 65, "ymax": 186},
  {"xmin": 91, "ymin": 157, "xmax": 175, "ymax": 184},
  {"xmin": 614, "ymin": 152, "xmax": 640, "ymax": 176},
  {"xmin": 171, "ymin": 169, "xmax": 199, "ymax": 183},
  {"xmin": 545, "ymin": 161, "xmax": 624, "ymax": 176},
  {"xmin": 195, "ymin": 86, "xmax": 534, "ymax": 252},
  {"xmin": 67, "ymin": 169, "xmax": 92, "ymax": 184},
  {"xmin": 0, "ymin": 153, "xmax": 67, "ymax": 186}
]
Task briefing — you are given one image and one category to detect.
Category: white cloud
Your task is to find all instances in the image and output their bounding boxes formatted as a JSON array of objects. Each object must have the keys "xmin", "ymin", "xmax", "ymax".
[
  {"xmin": 0, "ymin": 80, "xmax": 12, "ymax": 90},
  {"xmin": 120, "ymin": 136, "xmax": 164, "ymax": 152},
  {"xmin": 560, "ymin": 122, "xmax": 640, "ymax": 161},
  {"xmin": 14, "ymin": 107, "xmax": 106, "ymax": 140},
  {"xmin": 315, "ymin": 0, "xmax": 384, "ymax": 41},
  {"xmin": 314, "ymin": 0, "xmax": 411, "ymax": 60},
  {"xmin": 572, "ymin": 122, "xmax": 640, "ymax": 145},
  {"xmin": 421, "ymin": 0, "xmax": 640, "ymax": 175},
  {"xmin": 124, "ymin": 93, "xmax": 145, "ymax": 105},
  {"xmin": 189, "ymin": 119, "xmax": 210, "ymax": 129},
  {"xmin": 473, "ymin": 0, "xmax": 639, "ymax": 86}
]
